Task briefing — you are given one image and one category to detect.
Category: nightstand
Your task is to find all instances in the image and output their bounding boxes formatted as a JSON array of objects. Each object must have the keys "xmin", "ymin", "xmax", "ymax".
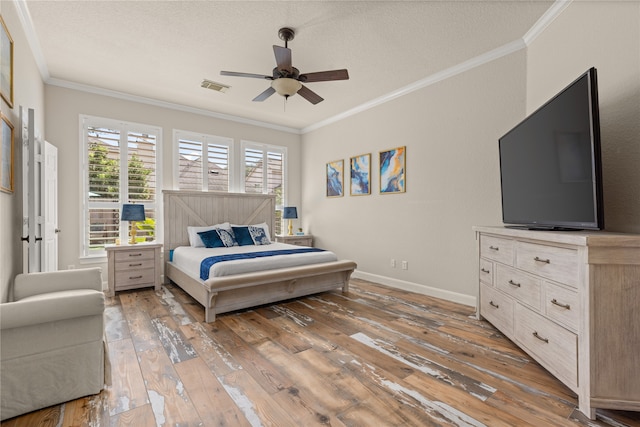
[
  {"xmin": 275, "ymin": 235, "xmax": 313, "ymax": 247},
  {"xmin": 106, "ymin": 242, "xmax": 162, "ymax": 297}
]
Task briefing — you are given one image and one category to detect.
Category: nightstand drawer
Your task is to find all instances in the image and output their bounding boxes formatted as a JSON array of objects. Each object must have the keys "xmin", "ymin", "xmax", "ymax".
[
  {"xmin": 115, "ymin": 268, "xmax": 156, "ymax": 289},
  {"xmin": 114, "ymin": 249, "xmax": 155, "ymax": 263}
]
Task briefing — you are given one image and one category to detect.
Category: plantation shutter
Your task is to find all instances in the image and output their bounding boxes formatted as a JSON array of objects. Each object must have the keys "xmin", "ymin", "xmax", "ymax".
[
  {"xmin": 83, "ymin": 118, "xmax": 160, "ymax": 257},
  {"xmin": 177, "ymin": 134, "xmax": 230, "ymax": 192}
]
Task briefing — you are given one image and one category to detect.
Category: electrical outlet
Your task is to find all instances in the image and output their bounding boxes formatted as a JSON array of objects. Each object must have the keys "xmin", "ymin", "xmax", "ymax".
[
  {"xmin": 401, "ymin": 261, "xmax": 408, "ymax": 270},
  {"xmin": 390, "ymin": 259, "xmax": 396, "ymax": 268}
]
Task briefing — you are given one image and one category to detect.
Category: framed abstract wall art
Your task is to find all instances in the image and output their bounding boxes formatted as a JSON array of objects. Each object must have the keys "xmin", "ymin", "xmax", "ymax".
[
  {"xmin": 350, "ymin": 153, "xmax": 371, "ymax": 196},
  {"xmin": 379, "ymin": 146, "xmax": 405, "ymax": 194},
  {"xmin": 326, "ymin": 159, "xmax": 344, "ymax": 197},
  {"xmin": 1, "ymin": 113, "xmax": 14, "ymax": 193},
  {"xmin": 0, "ymin": 15, "xmax": 13, "ymax": 108}
]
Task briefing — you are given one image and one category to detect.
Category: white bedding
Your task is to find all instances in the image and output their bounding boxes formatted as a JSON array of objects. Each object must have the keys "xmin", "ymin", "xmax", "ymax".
[{"xmin": 172, "ymin": 243, "xmax": 338, "ymax": 281}]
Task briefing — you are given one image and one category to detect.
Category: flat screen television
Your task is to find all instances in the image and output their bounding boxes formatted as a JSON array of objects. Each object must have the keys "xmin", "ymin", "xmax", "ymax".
[{"xmin": 499, "ymin": 67, "xmax": 604, "ymax": 231}]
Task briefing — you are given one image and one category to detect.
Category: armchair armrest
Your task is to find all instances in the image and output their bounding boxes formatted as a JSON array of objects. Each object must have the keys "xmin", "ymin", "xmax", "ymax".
[
  {"xmin": 13, "ymin": 267, "xmax": 103, "ymax": 301},
  {"xmin": 0, "ymin": 289, "xmax": 105, "ymax": 330}
]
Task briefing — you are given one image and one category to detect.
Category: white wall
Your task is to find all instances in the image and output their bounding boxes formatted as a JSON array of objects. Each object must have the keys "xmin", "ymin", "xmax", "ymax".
[
  {"xmin": 527, "ymin": 1, "xmax": 640, "ymax": 233},
  {"xmin": 301, "ymin": 1, "xmax": 640, "ymax": 304},
  {"xmin": 44, "ymin": 85, "xmax": 301, "ymax": 273},
  {"xmin": 0, "ymin": 2, "xmax": 45, "ymax": 302},
  {"xmin": 301, "ymin": 52, "xmax": 527, "ymax": 304}
]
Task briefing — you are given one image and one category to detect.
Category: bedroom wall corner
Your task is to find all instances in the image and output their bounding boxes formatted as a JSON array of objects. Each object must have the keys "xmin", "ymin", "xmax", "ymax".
[
  {"xmin": 0, "ymin": 2, "xmax": 46, "ymax": 302},
  {"xmin": 300, "ymin": 50, "xmax": 527, "ymax": 301},
  {"xmin": 526, "ymin": 1, "xmax": 640, "ymax": 233}
]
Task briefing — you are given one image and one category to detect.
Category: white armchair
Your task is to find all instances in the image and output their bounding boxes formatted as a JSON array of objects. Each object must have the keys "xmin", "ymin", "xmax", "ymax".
[{"xmin": 0, "ymin": 267, "xmax": 107, "ymax": 420}]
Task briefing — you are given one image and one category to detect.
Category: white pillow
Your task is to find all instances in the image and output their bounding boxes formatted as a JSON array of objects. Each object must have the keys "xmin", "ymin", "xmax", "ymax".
[{"xmin": 187, "ymin": 222, "xmax": 231, "ymax": 247}]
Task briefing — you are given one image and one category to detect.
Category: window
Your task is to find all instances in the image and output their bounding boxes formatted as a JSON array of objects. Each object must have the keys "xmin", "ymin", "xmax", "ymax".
[
  {"xmin": 175, "ymin": 131, "xmax": 232, "ymax": 191},
  {"xmin": 81, "ymin": 116, "xmax": 161, "ymax": 258},
  {"xmin": 242, "ymin": 141, "xmax": 287, "ymax": 235}
]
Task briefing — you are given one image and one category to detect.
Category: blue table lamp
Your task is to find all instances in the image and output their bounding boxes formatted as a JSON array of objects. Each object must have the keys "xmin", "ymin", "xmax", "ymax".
[
  {"xmin": 283, "ymin": 207, "xmax": 298, "ymax": 236},
  {"xmin": 121, "ymin": 204, "xmax": 145, "ymax": 244}
]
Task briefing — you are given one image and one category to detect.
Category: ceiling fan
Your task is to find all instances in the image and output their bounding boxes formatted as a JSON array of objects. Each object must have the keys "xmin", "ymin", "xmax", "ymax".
[{"xmin": 220, "ymin": 27, "xmax": 349, "ymax": 105}]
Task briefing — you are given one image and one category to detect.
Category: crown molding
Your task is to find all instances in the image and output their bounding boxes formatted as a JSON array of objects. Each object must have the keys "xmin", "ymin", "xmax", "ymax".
[
  {"xmin": 47, "ymin": 78, "xmax": 301, "ymax": 134},
  {"xmin": 302, "ymin": 37, "xmax": 526, "ymax": 134},
  {"xmin": 13, "ymin": 0, "xmax": 570, "ymax": 135}
]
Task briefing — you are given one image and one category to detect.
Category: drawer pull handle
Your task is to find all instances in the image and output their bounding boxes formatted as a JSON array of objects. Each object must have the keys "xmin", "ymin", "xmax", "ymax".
[
  {"xmin": 129, "ymin": 275, "xmax": 143, "ymax": 280},
  {"xmin": 551, "ymin": 299, "xmax": 571, "ymax": 310},
  {"xmin": 534, "ymin": 256, "xmax": 550, "ymax": 264},
  {"xmin": 129, "ymin": 253, "xmax": 143, "ymax": 257},
  {"xmin": 489, "ymin": 301, "xmax": 499, "ymax": 309},
  {"xmin": 508, "ymin": 280, "xmax": 521, "ymax": 288},
  {"xmin": 129, "ymin": 263, "xmax": 142, "ymax": 267},
  {"xmin": 533, "ymin": 331, "xmax": 549, "ymax": 343},
  {"xmin": 489, "ymin": 246, "xmax": 499, "ymax": 251},
  {"xmin": 481, "ymin": 268, "xmax": 490, "ymax": 274}
]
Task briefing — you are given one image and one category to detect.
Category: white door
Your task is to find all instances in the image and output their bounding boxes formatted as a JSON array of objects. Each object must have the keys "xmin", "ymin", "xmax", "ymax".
[{"xmin": 42, "ymin": 141, "xmax": 58, "ymax": 272}]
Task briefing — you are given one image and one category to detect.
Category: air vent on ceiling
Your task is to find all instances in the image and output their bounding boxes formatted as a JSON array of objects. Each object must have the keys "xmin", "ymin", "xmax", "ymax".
[{"xmin": 201, "ymin": 79, "xmax": 230, "ymax": 93}]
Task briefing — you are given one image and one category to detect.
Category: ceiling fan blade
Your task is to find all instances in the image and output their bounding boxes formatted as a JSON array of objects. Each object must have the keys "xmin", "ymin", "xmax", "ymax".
[
  {"xmin": 252, "ymin": 86, "xmax": 276, "ymax": 102},
  {"xmin": 297, "ymin": 85, "xmax": 324, "ymax": 105},
  {"xmin": 273, "ymin": 45, "xmax": 292, "ymax": 72},
  {"xmin": 299, "ymin": 69, "xmax": 349, "ymax": 83},
  {"xmin": 220, "ymin": 71, "xmax": 272, "ymax": 80}
]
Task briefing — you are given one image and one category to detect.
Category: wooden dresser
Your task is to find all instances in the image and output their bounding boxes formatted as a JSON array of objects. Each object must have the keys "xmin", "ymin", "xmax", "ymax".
[
  {"xmin": 106, "ymin": 242, "xmax": 162, "ymax": 297},
  {"xmin": 474, "ymin": 226, "xmax": 640, "ymax": 419}
]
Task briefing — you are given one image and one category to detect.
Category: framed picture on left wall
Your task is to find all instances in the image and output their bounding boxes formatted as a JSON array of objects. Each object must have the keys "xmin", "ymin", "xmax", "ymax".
[
  {"xmin": 1, "ymin": 113, "xmax": 14, "ymax": 193},
  {"xmin": 0, "ymin": 15, "xmax": 14, "ymax": 108},
  {"xmin": 326, "ymin": 159, "xmax": 344, "ymax": 197}
]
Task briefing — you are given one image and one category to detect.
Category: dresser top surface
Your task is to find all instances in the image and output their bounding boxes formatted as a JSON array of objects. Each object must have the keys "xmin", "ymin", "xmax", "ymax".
[{"xmin": 473, "ymin": 226, "xmax": 640, "ymax": 247}]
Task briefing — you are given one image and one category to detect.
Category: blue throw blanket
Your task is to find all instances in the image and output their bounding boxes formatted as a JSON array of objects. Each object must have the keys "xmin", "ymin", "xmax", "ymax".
[{"xmin": 200, "ymin": 248, "xmax": 326, "ymax": 280}]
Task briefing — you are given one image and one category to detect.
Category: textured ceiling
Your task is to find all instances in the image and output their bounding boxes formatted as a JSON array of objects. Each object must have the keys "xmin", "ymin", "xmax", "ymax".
[{"xmin": 23, "ymin": 1, "xmax": 554, "ymax": 131}]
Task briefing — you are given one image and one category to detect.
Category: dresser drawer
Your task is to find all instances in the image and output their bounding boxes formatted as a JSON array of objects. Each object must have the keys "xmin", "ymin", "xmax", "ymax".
[
  {"xmin": 479, "ymin": 258, "xmax": 494, "ymax": 285},
  {"xmin": 480, "ymin": 235, "xmax": 514, "ymax": 265},
  {"xmin": 543, "ymin": 281, "xmax": 579, "ymax": 332},
  {"xmin": 516, "ymin": 241, "xmax": 579, "ymax": 288},
  {"xmin": 480, "ymin": 283, "xmax": 514, "ymax": 337},
  {"xmin": 496, "ymin": 264, "xmax": 542, "ymax": 310},
  {"xmin": 515, "ymin": 304, "xmax": 577, "ymax": 389},
  {"xmin": 115, "ymin": 268, "xmax": 156, "ymax": 289}
]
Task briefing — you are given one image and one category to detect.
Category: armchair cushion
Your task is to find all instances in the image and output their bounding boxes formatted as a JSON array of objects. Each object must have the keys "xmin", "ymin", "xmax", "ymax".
[{"xmin": 13, "ymin": 267, "xmax": 103, "ymax": 300}]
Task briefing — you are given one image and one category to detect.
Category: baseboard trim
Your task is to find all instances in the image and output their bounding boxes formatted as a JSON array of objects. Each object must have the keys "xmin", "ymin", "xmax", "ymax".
[{"xmin": 352, "ymin": 271, "xmax": 476, "ymax": 308}]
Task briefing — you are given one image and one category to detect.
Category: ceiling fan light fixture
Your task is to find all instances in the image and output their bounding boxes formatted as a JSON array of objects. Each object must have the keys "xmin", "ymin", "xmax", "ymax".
[{"xmin": 271, "ymin": 78, "xmax": 302, "ymax": 97}]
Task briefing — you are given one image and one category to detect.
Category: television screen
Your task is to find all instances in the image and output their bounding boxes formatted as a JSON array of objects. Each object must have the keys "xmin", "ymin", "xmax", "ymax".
[{"xmin": 499, "ymin": 68, "xmax": 603, "ymax": 230}]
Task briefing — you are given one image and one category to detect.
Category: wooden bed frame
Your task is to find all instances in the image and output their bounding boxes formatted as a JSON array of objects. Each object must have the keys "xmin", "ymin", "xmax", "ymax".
[{"xmin": 163, "ymin": 190, "xmax": 356, "ymax": 322}]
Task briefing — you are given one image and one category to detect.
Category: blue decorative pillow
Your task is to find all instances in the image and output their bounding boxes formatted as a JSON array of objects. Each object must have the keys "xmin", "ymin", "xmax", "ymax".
[
  {"xmin": 231, "ymin": 226, "xmax": 255, "ymax": 246},
  {"xmin": 216, "ymin": 228, "xmax": 237, "ymax": 247},
  {"xmin": 249, "ymin": 226, "xmax": 271, "ymax": 245},
  {"xmin": 198, "ymin": 229, "xmax": 225, "ymax": 248}
]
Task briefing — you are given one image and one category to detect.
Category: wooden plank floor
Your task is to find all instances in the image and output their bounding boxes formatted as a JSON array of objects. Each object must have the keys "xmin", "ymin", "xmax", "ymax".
[{"xmin": 2, "ymin": 278, "xmax": 640, "ymax": 426}]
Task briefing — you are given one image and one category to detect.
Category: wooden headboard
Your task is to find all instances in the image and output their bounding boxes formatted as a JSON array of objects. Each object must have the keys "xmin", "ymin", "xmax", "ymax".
[{"xmin": 163, "ymin": 190, "xmax": 276, "ymax": 251}]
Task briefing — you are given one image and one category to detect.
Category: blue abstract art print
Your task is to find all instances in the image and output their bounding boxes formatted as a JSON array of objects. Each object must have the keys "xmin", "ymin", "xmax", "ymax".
[
  {"xmin": 350, "ymin": 153, "xmax": 370, "ymax": 196},
  {"xmin": 380, "ymin": 146, "xmax": 406, "ymax": 194},
  {"xmin": 326, "ymin": 159, "xmax": 344, "ymax": 197}
]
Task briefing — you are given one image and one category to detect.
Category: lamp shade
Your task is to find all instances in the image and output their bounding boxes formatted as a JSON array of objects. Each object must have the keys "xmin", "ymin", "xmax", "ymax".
[
  {"xmin": 271, "ymin": 78, "xmax": 302, "ymax": 97},
  {"xmin": 283, "ymin": 207, "xmax": 298, "ymax": 219},
  {"xmin": 121, "ymin": 204, "xmax": 145, "ymax": 221}
]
